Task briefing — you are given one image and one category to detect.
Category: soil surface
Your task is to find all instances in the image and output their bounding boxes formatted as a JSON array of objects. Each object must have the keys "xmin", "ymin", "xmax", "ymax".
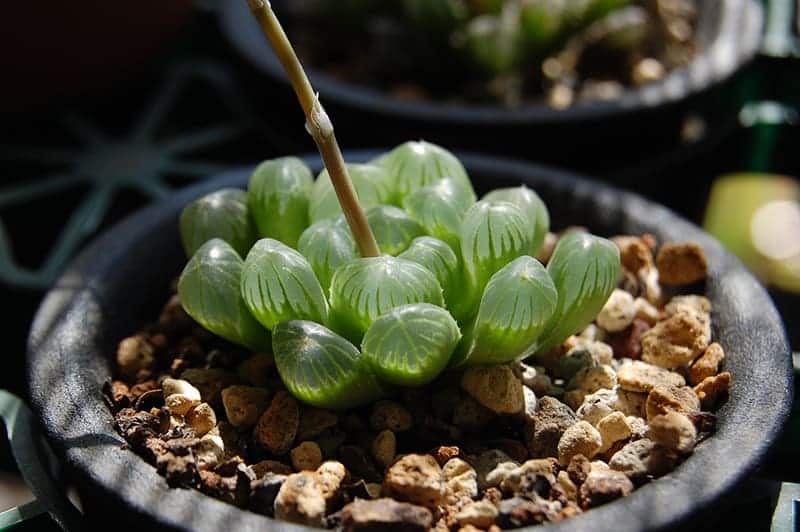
[{"xmin": 107, "ymin": 232, "xmax": 730, "ymax": 530}]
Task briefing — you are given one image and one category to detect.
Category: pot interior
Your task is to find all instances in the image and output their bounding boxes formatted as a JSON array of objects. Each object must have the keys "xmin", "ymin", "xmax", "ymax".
[{"xmin": 27, "ymin": 152, "xmax": 792, "ymax": 532}]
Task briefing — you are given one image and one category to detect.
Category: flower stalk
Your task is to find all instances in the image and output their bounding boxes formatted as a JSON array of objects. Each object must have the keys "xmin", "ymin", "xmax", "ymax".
[{"xmin": 246, "ymin": 0, "xmax": 380, "ymax": 258}]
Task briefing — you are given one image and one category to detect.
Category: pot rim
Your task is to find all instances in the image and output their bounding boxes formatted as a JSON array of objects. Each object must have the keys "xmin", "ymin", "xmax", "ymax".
[
  {"xmin": 27, "ymin": 151, "xmax": 793, "ymax": 531},
  {"xmin": 219, "ymin": 0, "xmax": 764, "ymax": 126}
]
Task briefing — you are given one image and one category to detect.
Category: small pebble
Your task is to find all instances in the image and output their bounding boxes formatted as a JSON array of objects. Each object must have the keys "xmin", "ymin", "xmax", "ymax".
[
  {"xmin": 185, "ymin": 402, "xmax": 216, "ymax": 437},
  {"xmin": 524, "ymin": 397, "xmax": 577, "ymax": 458},
  {"xmin": 641, "ymin": 310, "xmax": 710, "ymax": 369},
  {"xmin": 567, "ymin": 365, "xmax": 617, "ymax": 395},
  {"xmin": 558, "ymin": 421, "xmax": 603, "ymax": 466},
  {"xmin": 254, "ymin": 391, "xmax": 299, "ymax": 455},
  {"xmin": 442, "ymin": 458, "xmax": 478, "ymax": 504},
  {"xmin": 645, "ymin": 384, "xmax": 700, "ymax": 422},
  {"xmin": 612, "ymin": 235, "xmax": 655, "ymax": 273},
  {"xmin": 461, "ymin": 365, "xmax": 525, "ymax": 415},
  {"xmin": 340, "ymin": 498, "xmax": 432, "ymax": 532},
  {"xmin": 162, "ymin": 378, "xmax": 202, "ymax": 416},
  {"xmin": 648, "ymin": 411, "xmax": 697, "ymax": 453},
  {"xmin": 274, "ymin": 471, "xmax": 327, "ymax": 526},
  {"xmin": 579, "ymin": 468, "xmax": 633, "ymax": 509},
  {"xmin": 455, "ymin": 500, "xmax": 498, "ymax": 529},
  {"xmin": 617, "ymin": 360, "xmax": 685, "ymax": 393},
  {"xmin": 500, "ymin": 459, "xmax": 557, "ymax": 494},
  {"xmin": 221, "ymin": 385, "xmax": 271, "ymax": 428},
  {"xmin": 370, "ymin": 401, "xmax": 413, "ymax": 432},
  {"xmin": 609, "ymin": 439, "xmax": 676, "ymax": 479},
  {"xmin": 371, "ymin": 430, "xmax": 397, "ymax": 470},
  {"xmin": 383, "ymin": 454, "xmax": 446, "ymax": 509},
  {"xmin": 576, "ymin": 388, "xmax": 618, "ymax": 426},
  {"xmin": 596, "ymin": 412, "xmax": 632, "ymax": 453},
  {"xmin": 116, "ymin": 335, "xmax": 155, "ymax": 377},
  {"xmin": 689, "ymin": 342, "xmax": 725, "ymax": 385},
  {"xmin": 694, "ymin": 372, "xmax": 732, "ymax": 409},
  {"xmin": 472, "ymin": 449, "xmax": 516, "ymax": 490},
  {"xmin": 597, "ymin": 289, "xmax": 636, "ymax": 332},
  {"xmin": 656, "ymin": 241, "xmax": 708, "ymax": 285},
  {"xmin": 633, "ymin": 298, "xmax": 661, "ymax": 325},
  {"xmin": 290, "ymin": 441, "xmax": 323, "ymax": 471}
]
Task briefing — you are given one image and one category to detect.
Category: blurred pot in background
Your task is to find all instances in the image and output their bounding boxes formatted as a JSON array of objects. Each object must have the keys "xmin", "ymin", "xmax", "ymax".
[
  {"xmin": 0, "ymin": 1, "xmax": 194, "ymax": 113},
  {"xmin": 221, "ymin": 0, "xmax": 763, "ymax": 178}
]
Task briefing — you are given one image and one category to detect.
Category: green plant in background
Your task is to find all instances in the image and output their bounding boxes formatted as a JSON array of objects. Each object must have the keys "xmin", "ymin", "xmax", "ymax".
[{"xmin": 175, "ymin": 2, "xmax": 621, "ymax": 410}]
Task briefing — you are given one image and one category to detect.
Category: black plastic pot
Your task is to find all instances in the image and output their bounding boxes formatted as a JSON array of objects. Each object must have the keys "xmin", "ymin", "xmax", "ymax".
[
  {"xmin": 28, "ymin": 153, "xmax": 792, "ymax": 531},
  {"xmin": 219, "ymin": 1, "xmax": 764, "ymax": 174}
]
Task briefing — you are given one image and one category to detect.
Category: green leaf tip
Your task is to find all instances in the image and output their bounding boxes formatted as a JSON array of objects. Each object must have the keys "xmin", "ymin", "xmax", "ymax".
[
  {"xmin": 454, "ymin": 255, "xmax": 557, "ymax": 366},
  {"xmin": 273, "ymin": 320, "xmax": 383, "ymax": 409},
  {"xmin": 379, "ymin": 140, "xmax": 474, "ymax": 203},
  {"xmin": 536, "ymin": 231, "xmax": 621, "ymax": 354},
  {"xmin": 241, "ymin": 238, "xmax": 329, "ymax": 330},
  {"xmin": 483, "ymin": 185, "xmax": 550, "ymax": 256},
  {"xmin": 366, "ymin": 204, "xmax": 425, "ymax": 256},
  {"xmin": 459, "ymin": 200, "xmax": 531, "ymax": 318},
  {"xmin": 248, "ymin": 157, "xmax": 314, "ymax": 248},
  {"xmin": 362, "ymin": 303, "xmax": 461, "ymax": 386},
  {"xmin": 178, "ymin": 238, "xmax": 271, "ymax": 351},
  {"xmin": 297, "ymin": 217, "xmax": 358, "ymax": 292},
  {"xmin": 179, "ymin": 188, "xmax": 257, "ymax": 258},
  {"xmin": 328, "ymin": 255, "xmax": 444, "ymax": 343}
]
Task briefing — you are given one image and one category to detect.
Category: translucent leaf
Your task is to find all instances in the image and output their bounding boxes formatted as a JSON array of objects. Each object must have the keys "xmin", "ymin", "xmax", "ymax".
[
  {"xmin": 460, "ymin": 200, "xmax": 531, "ymax": 306},
  {"xmin": 273, "ymin": 320, "xmax": 383, "ymax": 409},
  {"xmin": 483, "ymin": 185, "xmax": 550, "ymax": 256},
  {"xmin": 536, "ymin": 231, "xmax": 621, "ymax": 354},
  {"xmin": 178, "ymin": 239, "xmax": 270, "ymax": 351},
  {"xmin": 309, "ymin": 163, "xmax": 394, "ymax": 223},
  {"xmin": 297, "ymin": 217, "xmax": 358, "ymax": 292},
  {"xmin": 362, "ymin": 303, "xmax": 461, "ymax": 386},
  {"xmin": 454, "ymin": 256, "xmax": 557, "ymax": 366},
  {"xmin": 328, "ymin": 255, "xmax": 444, "ymax": 343},
  {"xmin": 402, "ymin": 178, "xmax": 476, "ymax": 250},
  {"xmin": 248, "ymin": 157, "xmax": 313, "ymax": 248},
  {"xmin": 241, "ymin": 238, "xmax": 329, "ymax": 330},
  {"xmin": 366, "ymin": 205, "xmax": 425, "ymax": 256},
  {"xmin": 379, "ymin": 141, "xmax": 475, "ymax": 203},
  {"xmin": 179, "ymin": 188, "xmax": 256, "ymax": 258},
  {"xmin": 399, "ymin": 236, "xmax": 460, "ymax": 309}
]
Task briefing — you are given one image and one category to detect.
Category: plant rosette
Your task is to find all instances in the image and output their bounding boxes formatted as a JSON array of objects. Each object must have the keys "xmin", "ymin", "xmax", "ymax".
[{"xmin": 177, "ymin": 141, "xmax": 621, "ymax": 410}]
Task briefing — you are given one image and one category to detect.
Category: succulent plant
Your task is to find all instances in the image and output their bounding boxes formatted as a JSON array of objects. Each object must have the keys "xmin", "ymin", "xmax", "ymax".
[{"xmin": 177, "ymin": 139, "xmax": 621, "ymax": 409}]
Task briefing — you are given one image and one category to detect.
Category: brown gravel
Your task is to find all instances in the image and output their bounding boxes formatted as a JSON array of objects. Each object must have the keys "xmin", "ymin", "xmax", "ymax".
[{"xmin": 109, "ymin": 235, "xmax": 730, "ymax": 530}]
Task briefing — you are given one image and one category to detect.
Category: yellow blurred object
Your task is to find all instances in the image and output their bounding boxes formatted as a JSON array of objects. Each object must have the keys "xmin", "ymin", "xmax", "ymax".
[{"xmin": 704, "ymin": 173, "xmax": 800, "ymax": 292}]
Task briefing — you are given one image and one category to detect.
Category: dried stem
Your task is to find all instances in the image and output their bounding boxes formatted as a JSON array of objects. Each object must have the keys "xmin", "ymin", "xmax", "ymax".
[{"xmin": 246, "ymin": 0, "xmax": 380, "ymax": 258}]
